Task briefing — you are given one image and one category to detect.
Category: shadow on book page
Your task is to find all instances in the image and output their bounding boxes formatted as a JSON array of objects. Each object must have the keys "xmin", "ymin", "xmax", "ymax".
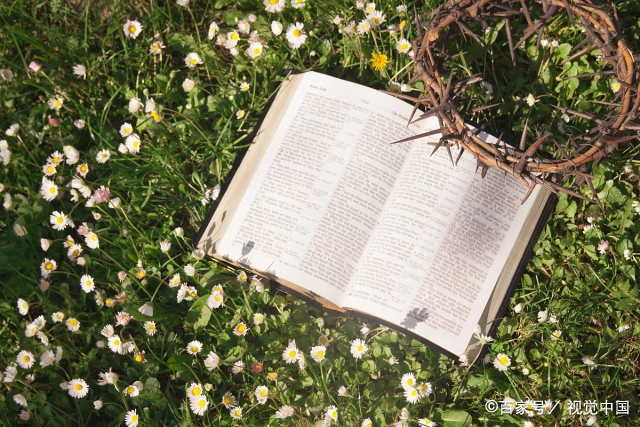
[{"xmin": 400, "ymin": 307, "xmax": 430, "ymax": 330}]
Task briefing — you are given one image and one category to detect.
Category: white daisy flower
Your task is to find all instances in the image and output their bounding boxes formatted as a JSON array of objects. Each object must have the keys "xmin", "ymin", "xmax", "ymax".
[
  {"xmin": 73, "ymin": 64, "xmax": 86, "ymax": 79},
  {"xmin": 365, "ymin": 2, "xmax": 375, "ymax": 13},
  {"xmin": 42, "ymin": 163, "xmax": 57, "ymax": 176},
  {"xmin": 233, "ymin": 322, "xmax": 248, "ymax": 336},
  {"xmin": 238, "ymin": 19, "xmax": 251, "ymax": 34},
  {"xmin": 0, "ymin": 68, "xmax": 15, "ymax": 81},
  {"xmin": 17, "ymin": 350, "xmax": 35, "ymax": 369},
  {"xmin": 149, "ymin": 40, "xmax": 165, "ymax": 54},
  {"xmin": 177, "ymin": 0, "xmax": 189, "ymax": 6},
  {"xmin": 325, "ymin": 406, "xmax": 338, "ymax": 424},
  {"xmin": 368, "ymin": 10, "xmax": 386, "ymax": 26},
  {"xmin": 318, "ymin": 335, "xmax": 330, "ymax": 346},
  {"xmin": 282, "ymin": 341, "xmax": 300, "ymax": 363},
  {"xmin": 253, "ymin": 313, "xmax": 265, "ymax": 325},
  {"xmin": 310, "ymin": 345, "xmax": 326, "ymax": 362},
  {"xmin": 68, "ymin": 378, "xmax": 89, "ymax": 398},
  {"xmin": 396, "ymin": 38, "xmax": 411, "ymax": 54},
  {"xmin": 357, "ymin": 19, "xmax": 371, "ymax": 34},
  {"xmin": 286, "ymin": 22, "xmax": 307, "ymax": 49},
  {"xmin": 144, "ymin": 321, "xmax": 157, "ymax": 336},
  {"xmin": 350, "ymin": 339, "xmax": 368, "ymax": 359},
  {"xmin": 101, "ymin": 324, "xmax": 114, "ymax": 338},
  {"xmin": 13, "ymin": 223, "xmax": 26, "ymax": 236},
  {"xmin": 125, "ymin": 134, "xmax": 141, "ymax": 154},
  {"xmin": 108, "ymin": 335, "xmax": 123, "ymax": 353},
  {"xmin": 138, "ymin": 303, "xmax": 153, "ymax": 316},
  {"xmin": 264, "ymin": 0, "xmax": 286, "ymax": 13},
  {"xmin": 183, "ymin": 78, "xmax": 195, "ymax": 92},
  {"xmin": 14, "ymin": 394, "xmax": 28, "ymax": 407},
  {"xmin": 255, "ymin": 385, "xmax": 268, "ymax": 404},
  {"xmin": 96, "ymin": 149, "xmax": 111, "ymax": 163},
  {"xmin": 85, "ymin": 231, "xmax": 100, "ymax": 249},
  {"xmin": 276, "ymin": 405, "xmax": 295, "ymax": 418},
  {"xmin": 40, "ymin": 350, "xmax": 56, "ymax": 367},
  {"xmin": 94, "ymin": 400, "xmax": 103, "ymax": 410},
  {"xmin": 66, "ymin": 318, "xmax": 81, "ymax": 332},
  {"xmin": 123, "ymin": 20, "xmax": 143, "ymax": 39},
  {"xmin": 187, "ymin": 340, "xmax": 203, "ymax": 355},
  {"xmin": 184, "ymin": 264, "xmax": 196, "ymax": 276},
  {"xmin": 41, "ymin": 177, "xmax": 59, "ymax": 201},
  {"xmin": 271, "ymin": 21, "xmax": 283, "ymax": 35},
  {"xmin": 225, "ymin": 31, "xmax": 241, "ymax": 49},
  {"xmin": 493, "ymin": 353, "xmax": 511, "ymax": 371},
  {"xmin": 187, "ymin": 382, "xmax": 204, "ymax": 400},
  {"xmin": 204, "ymin": 351, "xmax": 220, "ymax": 370},
  {"xmin": 128, "ymin": 97, "xmax": 143, "ymax": 113},
  {"xmin": 236, "ymin": 110, "xmax": 245, "ymax": 119},
  {"xmin": 207, "ymin": 22, "xmax": 219, "ymax": 40},
  {"xmin": 52, "ymin": 312, "xmax": 65, "ymax": 323},
  {"xmin": 125, "ymin": 409, "xmax": 139, "ymax": 427},
  {"xmin": 291, "ymin": 0, "xmax": 305, "ymax": 7},
  {"xmin": 190, "ymin": 395, "xmax": 209, "ymax": 416},
  {"xmin": 401, "ymin": 372, "xmax": 416, "ymax": 390},
  {"xmin": 48, "ymin": 96, "xmax": 64, "ymax": 110},
  {"xmin": 119, "ymin": 122, "xmax": 133, "ymax": 137},
  {"xmin": 247, "ymin": 41, "xmax": 263, "ymax": 58},
  {"xmin": 17, "ymin": 298, "xmax": 29, "ymax": 315},
  {"xmin": 611, "ymin": 80, "xmax": 621, "ymax": 93},
  {"xmin": 230, "ymin": 406, "xmax": 243, "ymax": 419},
  {"xmin": 404, "ymin": 386, "xmax": 420, "ymax": 404},
  {"xmin": 526, "ymin": 93, "xmax": 537, "ymax": 106},
  {"xmin": 124, "ymin": 384, "xmax": 139, "ymax": 397},
  {"xmin": 168, "ymin": 273, "xmax": 181, "ymax": 287},
  {"xmin": 80, "ymin": 274, "xmax": 95, "ymax": 293},
  {"xmin": 185, "ymin": 52, "xmax": 203, "ymax": 68}
]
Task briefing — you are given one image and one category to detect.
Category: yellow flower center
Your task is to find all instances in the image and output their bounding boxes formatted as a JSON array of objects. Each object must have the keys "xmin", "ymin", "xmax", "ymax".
[
  {"xmin": 400, "ymin": 20, "xmax": 406, "ymax": 28},
  {"xmin": 54, "ymin": 100, "xmax": 61, "ymax": 107},
  {"xmin": 193, "ymin": 387, "xmax": 201, "ymax": 395},
  {"xmin": 499, "ymin": 356, "xmax": 509, "ymax": 365},
  {"xmin": 132, "ymin": 141, "xmax": 139, "ymax": 148},
  {"xmin": 135, "ymin": 355, "xmax": 143, "ymax": 362},
  {"xmin": 49, "ymin": 187, "xmax": 56, "ymax": 194},
  {"xmin": 47, "ymin": 166, "xmax": 55, "ymax": 173},
  {"xmin": 73, "ymin": 249, "xmax": 79, "ymax": 256},
  {"xmin": 127, "ymin": 387, "xmax": 134, "ymax": 394},
  {"xmin": 407, "ymin": 379, "xmax": 413, "ymax": 386},
  {"xmin": 269, "ymin": 0, "xmax": 278, "ymax": 4},
  {"xmin": 75, "ymin": 384, "xmax": 83, "ymax": 391},
  {"xmin": 23, "ymin": 356, "xmax": 30, "ymax": 362},
  {"xmin": 331, "ymin": 411, "xmax": 337, "ymax": 418},
  {"xmin": 224, "ymin": 397, "xmax": 230, "ymax": 404},
  {"xmin": 190, "ymin": 58, "xmax": 197, "ymax": 64},
  {"xmin": 215, "ymin": 295, "xmax": 222, "ymax": 302},
  {"xmin": 260, "ymin": 389, "xmax": 267, "ymax": 396},
  {"xmin": 45, "ymin": 262, "xmax": 53, "ymax": 270},
  {"xmin": 148, "ymin": 324, "xmax": 155, "ymax": 330},
  {"xmin": 237, "ymin": 325, "xmax": 245, "ymax": 332},
  {"xmin": 317, "ymin": 350, "xmax": 324, "ymax": 357},
  {"xmin": 80, "ymin": 165, "xmax": 87, "ymax": 172},
  {"xmin": 52, "ymin": 156, "xmax": 59, "ymax": 163},
  {"xmin": 114, "ymin": 339, "xmax": 120, "ymax": 346},
  {"xmin": 70, "ymin": 320, "xmax": 78, "ymax": 326},
  {"xmin": 153, "ymin": 45, "xmax": 159, "ymax": 50},
  {"xmin": 231, "ymin": 33, "xmax": 239, "ymax": 41},
  {"xmin": 357, "ymin": 345, "xmax": 363, "ymax": 352},
  {"xmin": 401, "ymin": 43, "xmax": 409, "ymax": 50},
  {"xmin": 253, "ymin": 48, "xmax": 260, "ymax": 54},
  {"xmin": 106, "ymin": 299, "xmax": 114, "ymax": 306},
  {"xmin": 288, "ymin": 350, "xmax": 296, "ymax": 358},
  {"xmin": 192, "ymin": 346, "xmax": 199, "ymax": 353},
  {"xmin": 129, "ymin": 25, "xmax": 136, "ymax": 33},
  {"xmin": 293, "ymin": 29, "xmax": 301, "ymax": 37},
  {"xmin": 374, "ymin": 17, "xmax": 380, "ymax": 23},
  {"xmin": 131, "ymin": 415, "xmax": 138, "ymax": 422},
  {"xmin": 198, "ymin": 399, "xmax": 205, "ymax": 407},
  {"xmin": 411, "ymin": 389, "xmax": 418, "ymax": 396},
  {"xmin": 150, "ymin": 112, "xmax": 161, "ymax": 121}
]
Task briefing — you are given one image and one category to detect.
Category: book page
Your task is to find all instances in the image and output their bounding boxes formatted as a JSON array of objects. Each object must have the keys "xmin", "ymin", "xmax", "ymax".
[
  {"xmin": 342, "ymin": 122, "xmax": 541, "ymax": 356},
  {"xmin": 216, "ymin": 72, "xmax": 423, "ymax": 304}
]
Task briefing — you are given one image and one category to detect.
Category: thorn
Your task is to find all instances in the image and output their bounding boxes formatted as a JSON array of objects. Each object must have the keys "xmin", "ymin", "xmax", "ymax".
[
  {"xmin": 391, "ymin": 127, "xmax": 446, "ymax": 144},
  {"xmin": 520, "ymin": 182, "xmax": 537, "ymax": 204},
  {"xmin": 455, "ymin": 147, "xmax": 465, "ymax": 165},
  {"xmin": 470, "ymin": 103, "xmax": 501, "ymax": 113},
  {"xmin": 520, "ymin": 0, "xmax": 534, "ymax": 30},
  {"xmin": 561, "ymin": 0, "xmax": 575, "ymax": 24},
  {"xmin": 514, "ymin": 133, "xmax": 549, "ymax": 174},
  {"xmin": 519, "ymin": 118, "xmax": 529, "ymax": 151},
  {"xmin": 446, "ymin": 144, "xmax": 454, "ymax": 166},
  {"xmin": 410, "ymin": 102, "xmax": 453, "ymax": 125},
  {"xmin": 618, "ymin": 80, "xmax": 638, "ymax": 93},
  {"xmin": 456, "ymin": 20, "xmax": 485, "ymax": 47},
  {"xmin": 505, "ymin": 17, "xmax": 516, "ymax": 67},
  {"xmin": 550, "ymin": 105, "xmax": 603, "ymax": 124},
  {"xmin": 600, "ymin": 134, "xmax": 638, "ymax": 145}
]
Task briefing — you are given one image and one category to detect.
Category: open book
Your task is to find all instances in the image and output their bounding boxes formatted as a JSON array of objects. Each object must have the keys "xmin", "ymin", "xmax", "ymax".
[{"xmin": 195, "ymin": 71, "xmax": 554, "ymax": 361}]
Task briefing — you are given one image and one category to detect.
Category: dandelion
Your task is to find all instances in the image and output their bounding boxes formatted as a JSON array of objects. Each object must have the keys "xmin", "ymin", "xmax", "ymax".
[
  {"xmin": 526, "ymin": 93, "xmax": 537, "ymax": 106},
  {"xmin": 64, "ymin": 318, "xmax": 80, "ymax": 333},
  {"xmin": 286, "ymin": 22, "xmax": 307, "ymax": 49},
  {"xmin": 123, "ymin": 20, "xmax": 143, "ymax": 39},
  {"xmin": 350, "ymin": 338, "xmax": 368, "ymax": 358},
  {"xmin": 17, "ymin": 350, "xmax": 35, "ymax": 369},
  {"xmin": 68, "ymin": 378, "xmax": 89, "ymax": 398},
  {"xmin": 370, "ymin": 52, "xmax": 388, "ymax": 71},
  {"xmin": 357, "ymin": 19, "xmax": 372, "ymax": 35},
  {"xmin": 73, "ymin": 64, "xmax": 86, "ymax": 79},
  {"xmin": 493, "ymin": 353, "xmax": 511, "ymax": 371},
  {"xmin": 183, "ymin": 78, "xmax": 195, "ymax": 92},
  {"xmin": 204, "ymin": 351, "xmax": 220, "ymax": 370},
  {"xmin": 125, "ymin": 409, "xmax": 139, "ymax": 427},
  {"xmin": 310, "ymin": 345, "xmax": 326, "ymax": 362},
  {"xmin": 185, "ymin": 52, "xmax": 203, "ymax": 68},
  {"xmin": 222, "ymin": 391, "xmax": 236, "ymax": 408},
  {"xmin": 190, "ymin": 395, "xmax": 209, "ymax": 416},
  {"xmin": 276, "ymin": 405, "xmax": 295, "ymax": 419},
  {"xmin": 283, "ymin": 341, "xmax": 300, "ymax": 363},
  {"xmin": 187, "ymin": 340, "xmax": 203, "ymax": 355},
  {"xmin": 264, "ymin": 0, "xmax": 286, "ymax": 13}
]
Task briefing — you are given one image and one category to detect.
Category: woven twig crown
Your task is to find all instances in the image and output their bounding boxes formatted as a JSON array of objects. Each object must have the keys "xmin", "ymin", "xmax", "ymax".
[{"xmin": 402, "ymin": 0, "xmax": 639, "ymax": 206}]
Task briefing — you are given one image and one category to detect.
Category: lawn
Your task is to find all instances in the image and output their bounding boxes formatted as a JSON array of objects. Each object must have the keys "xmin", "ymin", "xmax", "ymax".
[{"xmin": 0, "ymin": 0, "xmax": 639, "ymax": 426}]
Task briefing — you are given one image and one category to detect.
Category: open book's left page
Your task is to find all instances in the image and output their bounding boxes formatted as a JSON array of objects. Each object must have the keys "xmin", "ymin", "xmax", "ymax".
[{"xmin": 198, "ymin": 72, "xmax": 426, "ymax": 305}]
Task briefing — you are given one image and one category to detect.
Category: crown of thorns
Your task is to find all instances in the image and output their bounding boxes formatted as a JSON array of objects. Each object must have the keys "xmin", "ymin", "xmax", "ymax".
[{"xmin": 397, "ymin": 0, "xmax": 639, "ymax": 206}]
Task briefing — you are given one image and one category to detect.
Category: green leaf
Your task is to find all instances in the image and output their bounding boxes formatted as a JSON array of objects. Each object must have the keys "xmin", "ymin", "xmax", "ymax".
[
  {"xmin": 555, "ymin": 43, "xmax": 572, "ymax": 60},
  {"xmin": 185, "ymin": 295, "xmax": 212, "ymax": 330},
  {"xmin": 166, "ymin": 33, "xmax": 198, "ymax": 54},
  {"xmin": 441, "ymin": 410, "xmax": 472, "ymax": 427},
  {"xmin": 167, "ymin": 355, "xmax": 191, "ymax": 371}
]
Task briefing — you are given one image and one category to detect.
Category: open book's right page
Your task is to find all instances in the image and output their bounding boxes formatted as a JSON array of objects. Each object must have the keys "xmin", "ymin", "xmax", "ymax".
[{"xmin": 342, "ymin": 119, "xmax": 541, "ymax": 357}]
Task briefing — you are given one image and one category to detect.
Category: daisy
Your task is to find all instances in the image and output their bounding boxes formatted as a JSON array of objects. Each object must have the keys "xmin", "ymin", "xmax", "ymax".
[
  {"xmin": 125, "ymin": 409, "xmax": 139, "ymax": 427},
  {"xmin": 275, "ymin": 405, "xmax": 295, "ymax": 419},
  {"xmin": 17, "ymin": 298, "xmax": 29, "ymax": 315},
  {"xmin": 286, "ymin": 22, "xmax": 307, "ymax": 49},
  {"xmin": 74, "ymin": 119, "xmax": 86, "ymax": 128},
  {"xmin": 318, "ymin": 335, "xmax": 330, "ymax": 346},
  {"xmin": 191, "ymin": 249, "xmax": 205, "ymax": 260},
  {"xmin": 207, "ymin": 22, "xmax": 219, "ymax": 40},
  {"xmin": 48, "ymin": 96, "xmax": 64, "ymax": 110},
  {"xmin": 325, "ymin": 406, "xmax": 338, "ymax": 424},
  {"xmin": 310, "ymin": 345, "xmax": 326, "ymax": 362},
  {"xmin": 17, "ymin": 350, "xmax": 35, "ymax": 369},
  {"xmin": 264, "ymin": 0, "xmax": 285, "ymax": 13},
  {"xmin": 187, "ymin": 340, "xmax": 203, "ymax": 355},
  {"xmin": 149, "ymin": 40, "xmax": 165, "ymax": 54},
  {"xmin": 49, "ymin": 211, "xmax": 69, "ymax": 231},
  {"xmin": 42, "ymin": 163, "xmax": 57, "ymax": 176},
  {"xmin": 73, "ymin": 64, "xmax": 86, "ymax": 79},
  {"xmin": 611, "ymin": 80, "xmax": 621, "ymax": 93},
  {"xmin": 255, "ymin": 385, "xmax": 268, "ymax": 404},
  {"xmin": 94, "ymin": 400, "xmax": 103, "ymax": 410},
  {"xmin": 41, "ymin": 177, "xmax": 59, "ymax": 201},
  {"xmin": 240, "ymin": 82, "xmax": 250, "ymax": 91},
  {"xmin": 283, "ymin": 341, "xmax": 300, "ymax": 363},
  {"xmin": 95, "ymin": 149, "xmax": 111, "ymax": 163},
  {"xmin": 247, "ymin": 41, "xmax": 263, "ymax": 58},
  {"xmin": 83, "ymin": 231, "xmax": 99, "ymax": 249},
  {"xmin": 493, "ymin": 353, "xmax": 511, "ymax": 371},
  {"xmin": 404, "ymin": 386, "xmax": 420, "ymax": 404},
  {"xmin": 124, "ymin": 384, "xmax": 140, "ymax": 397},
  {"xmin": 115, "ymin": 311, "xmax": 132, "ymax": 326},
  {"xmin": 418, "ymin": 418, "xmax": 437, "ymax": 427},
  {"xmin": 108, "ymin": 335, "xmax": 123, "ymax": 353},
  {"xmin": 401, "ymin": 372, "xmax": 416, "ymax": 390},
  {"xmin": 291, "ymin": 0, "xmax": 305, "ymax": 6},
  {"xmin": 368, "ymin": 10, "xmax": 386, "ymax": 26},
  {"xmin": 177, "ymin": 0, "xmax": 189, "ymax": 6},
  {"xmin": 80, "ymin": 274, "xmax": 95, "ymax": 293},
  {"xmin": 225, "ymin": 31, "xmax": 240, "ymax": 49},
  {"xmin": 396, "ymin": 38, "xmax": 411, "ymax": 54},
  {"xmin": 119, "ymin": 122, "xmax": 133, "ymax": 137},
  {"xmin": 551, "ymin": 330, "xmax": 562, "ymax": 340},
  {"xmin": 204, "ymin": 351, "xmax": 220, "ymax": 370},
  {"xmin": 108, "ymin": 197, "xmax": 121, "ymax": 208},
  {"xmin": 66, "ymin": 318, "xmax": 81, "ymax": 332},
  {"xmin": 133, "ymin": 351, "xmax": 146, "ymax": 363},
  {"xmin": 362, "ymin": 418, "xmax": 373, "ymax": 427},
  {"xmin": 190, "ymin": 395, "xmax": 209, "ymax": 416},
  {"xmin": 138, "ymin": 303, "xmax": 153, "ymax": 317},
  {"xmin": 0, "ymin": 68, "xmax": 15, "ymax": 81},
  {"xmin": 365, "ymin": 2, "xmax": 375, "ymax": 13},
  {"xmin": 253, "ymin": 313, "xmax": 265, "ymax": 325},
  {"xmin": 141, "ymin": 321, "xmax": 157, "ymax": 336},
  {"xmin": 101, "ymin": 324, "xmax": 115, "ymax": 338},
  {"xmin": 232, "ymin": 360, "xmax": 245, "ymax": 374},
  {"xmin": 123, "ymin": 20, "xmax": 143, "ymax": 39},
  {"xmin": 350, "ymin": 339, "xmax": 368, "ymax": 359},
  {"xmin": 40, "ymin": 278, "xmax": 51, "ymax": 291},
  {"xmin": 267, "ymin": 372, "xmax": 278, "ymax": 381},
  {"xmin": 238, "ymin": 19, "xmax": 251, "ymax": 34},
  {"xmin": 40, "ymin": 349, "xmax": 56, "ymax": 367},
  {"xmin": 97, "ymin": 369, "xmax": 119, "ymax": 387},
  {"xmin": 184, "ymin": 264, "xmax": 196, "ymax": 276},
  {"xmin": 185, "ymin": 52, "xmax": 203, "ymax": 68},
  {"xmin": 177, "ymin": 284, "xmax": 197, "ymax": 302},
  {"xmin": 418, "ymin": 382, "xmax": 432, "ymax": 397},
  {"xmin": 14, "ymin": 394, "xmax": 28, "ymax": 407},
  {"xmin": 168, "ymin": 273, "xmax": 180, "ymax": 287},
  {"xmin": 222, "ymin": 391, "xmax": 237, "ymax": 408},
  {"xmin": 52, "ymin": 312, "xmax": 65, "ymax": 322},
  {"xmin": 233, "ymin": 322, "xmax": 248, "ymax": 336},
  {"xmin": 230, "ymin": 406, "xmax": 243, "ymax": 420},
  {"xmin": 357, "ymin": 19, "xmax": 371, "ymax": 34},
  {"xmin": 271, "ymin": 21, "xmax": 283, "ymax": 35},
  {"xmin": 526, "ymin": 93, "xmax": 537, "ymax": 106},
  {"xmin": 13, "ymin": 223, "xmax": 26, "ymax": 236},
  {"xmin": 68, "ymin": 378, "xmax": 89, "ymax": 398},
  {"xmin": 182, "ymin": 78, "xmax": 195, "ymax": 92},
  {"xmin": 125, "ymin": 134, "xmax": 141, "ymax": 154},
  {"xmin": 129, "ymin": 97, "xmax": 143, "ymax": 113}
]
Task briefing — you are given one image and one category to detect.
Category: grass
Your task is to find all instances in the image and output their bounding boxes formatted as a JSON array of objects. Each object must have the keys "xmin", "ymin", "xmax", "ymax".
[{"xmin": 0, "ymin": 0, "xmax": 639, "ymax": 426}]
